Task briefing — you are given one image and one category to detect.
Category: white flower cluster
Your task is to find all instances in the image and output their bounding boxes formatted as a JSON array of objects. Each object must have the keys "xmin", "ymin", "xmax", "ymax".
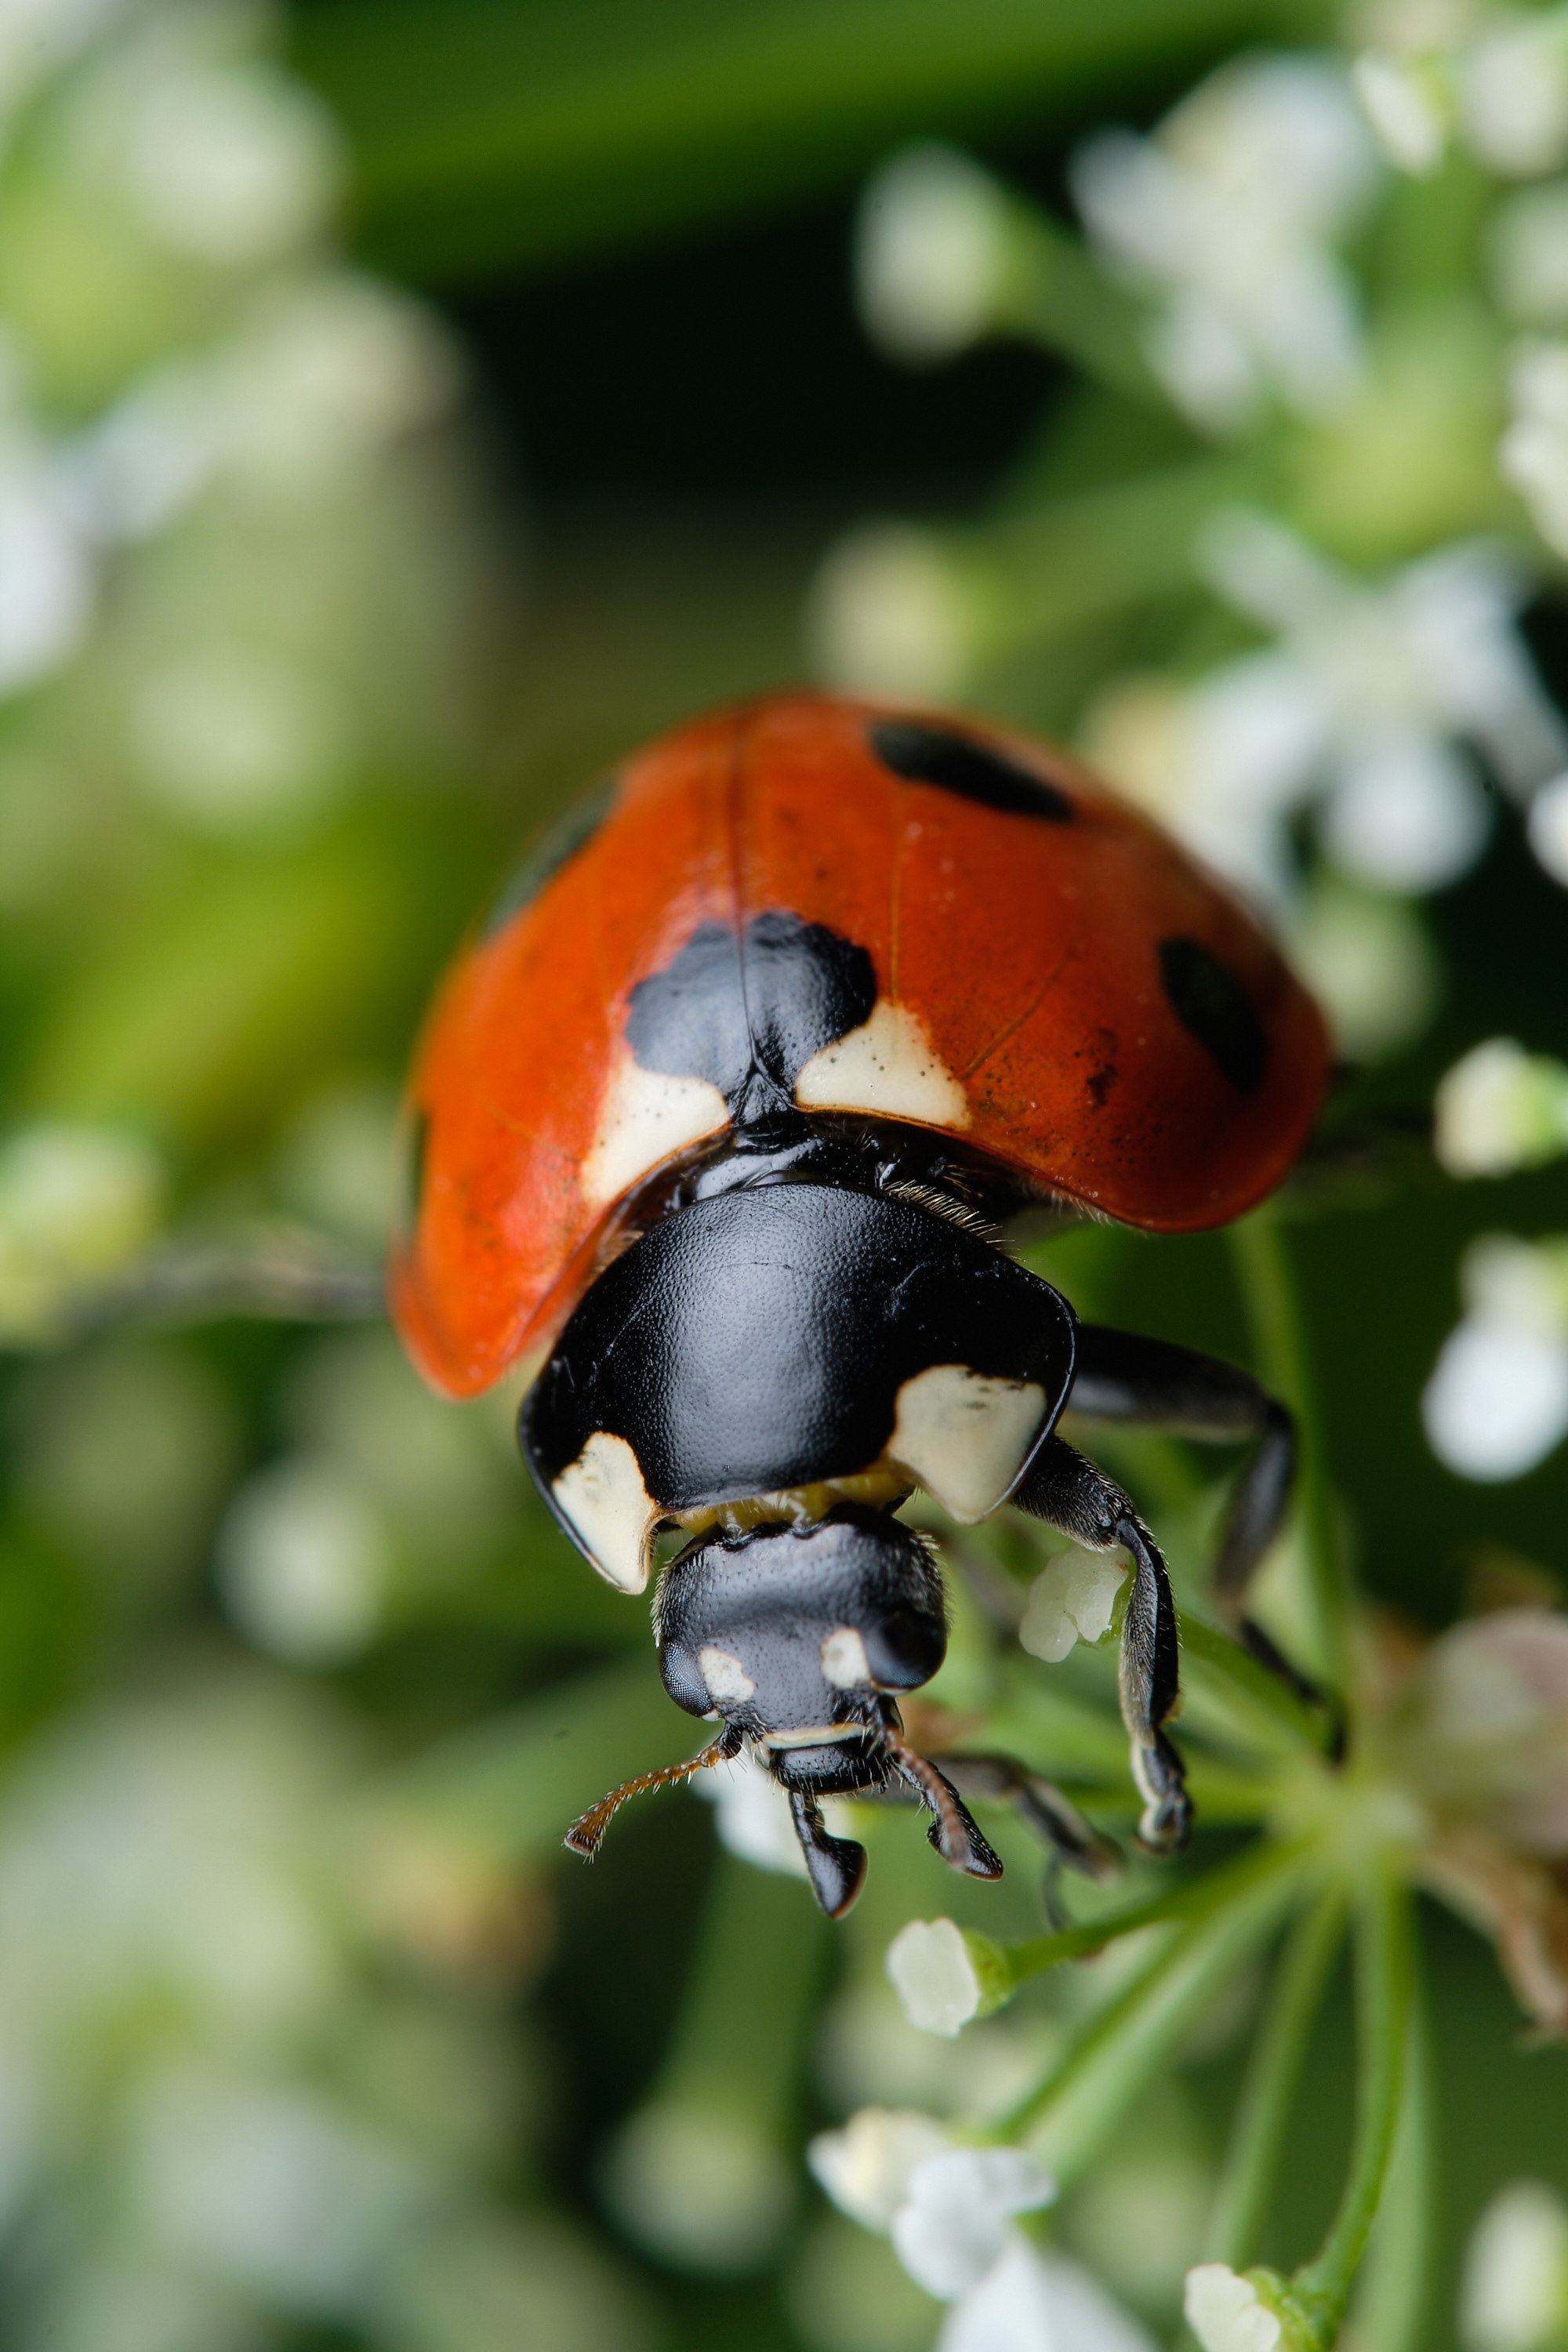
[
  {"xmin": 0, "ymin": 0, "xmax": 466, "ymax": 858},
  {"xmin": 1073, "ymin": 56, "xmax": 1380, "ymax": 434},
  {"xmin": 809, "ymin": 2108, "xmax": 1156, "ymax": 2351},
  {"xmin": 1353, "ymin": 6, "xmax": 1568, "ymax": 182},
  {"xmin": 0, "ymin": 1681, "xmax": 595, "ymax": 2352}
]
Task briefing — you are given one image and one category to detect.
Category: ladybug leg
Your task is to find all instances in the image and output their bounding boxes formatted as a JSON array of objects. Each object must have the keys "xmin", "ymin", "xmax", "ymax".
[
  {"xmin": 1012, "ymin": 1435, "xmax": 1190, "ymax": 1853},
  {"xmin": 1068, "ymin": 1327, "xmax": 1302, "ymax": 1667},
  {"xmin": 786, "ymin": 1789, "xmax": 869, "ymax": 1919},
  {"xmin": 935, "ymin": 1754, "xmax": 1119, "ymax": 1923}
]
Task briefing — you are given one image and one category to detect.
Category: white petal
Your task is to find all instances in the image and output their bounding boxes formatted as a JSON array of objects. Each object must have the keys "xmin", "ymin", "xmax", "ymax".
[
  {"xmin": 1423, "ymin": 1316, "xmax": 1568, "ymax": 1482},
  {"xmin": 886, "ymin": 1918, "xmax": 981, "ymax": 2038},
  {"xmin": 1184, "ymin": 2264, "xmax": 1283, "ymax": 2352},
  {"xmin": 891, "ymin": 2149, "xmax": 1055, "ymax": 2299},
  {"xmin": 940, "ymin": 2239, "xmax": 1159, "ymax": 2352},
  {"xmin": 806, "ymin": 2107, "xmax": 950, "ymax": 2231}
]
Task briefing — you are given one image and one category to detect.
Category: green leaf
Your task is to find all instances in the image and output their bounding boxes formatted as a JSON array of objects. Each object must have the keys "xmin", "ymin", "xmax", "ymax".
[{"xmin": 292, "ymin": 0, "xmax": 1332, "ymax": 281}]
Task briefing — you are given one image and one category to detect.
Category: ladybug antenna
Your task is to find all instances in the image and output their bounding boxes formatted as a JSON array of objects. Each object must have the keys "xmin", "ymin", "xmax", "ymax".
[
  {"xmin": 563, "ymin": 1722, "xmax": 744, "ymax": 1860},
  {"xmin": 881, "ymin": 1726, "xmax": 1004, "ymax": 1881}
]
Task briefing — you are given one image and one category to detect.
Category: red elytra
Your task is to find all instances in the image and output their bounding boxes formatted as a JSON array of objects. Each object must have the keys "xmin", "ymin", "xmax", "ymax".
[{"xmin": 391, "ymin": 695, "xmax": 1330, "ymax": 1399}]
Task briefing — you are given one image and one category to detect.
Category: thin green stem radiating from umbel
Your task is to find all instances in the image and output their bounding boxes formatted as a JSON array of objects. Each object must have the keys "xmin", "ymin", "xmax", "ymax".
[
  {"xmin": 990, "ymin": 1840, "xmax": 1309, "ymax": 2180},
  {"xmin": 978, "ymin": 1833, "xmax": 1297, "ymax": 2005},
  {"xmin": 1178, "ymin": 1611, "xmax": 1328, "ymax": 1753},
  {"xmin": 1205, "ymin": 1886, "xmax": 1347, "ymax": 2268},
  {"xmin": 1293, "ymin": 1869, "xmax": 1416, "ymax": 2322},
  {"xmin": 1226, "ymin": 1207, "xmax": 1351, "ymax": 1690},
  {"xmin": 1348, "ymin": 1971, "xmax": 1435, "ymax": 2352}
]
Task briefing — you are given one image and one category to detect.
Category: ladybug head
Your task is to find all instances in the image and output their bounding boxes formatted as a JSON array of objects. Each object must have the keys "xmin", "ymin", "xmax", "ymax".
[{"xmin": 567, "ymin": 1505, "xmax": 1001, "ymax": 1915}]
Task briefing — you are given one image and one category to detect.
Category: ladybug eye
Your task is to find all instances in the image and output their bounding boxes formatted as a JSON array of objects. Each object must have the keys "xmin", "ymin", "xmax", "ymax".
[{"xmin": 867, "ymin": 719, "xmax": 1074, "ymax": 824}]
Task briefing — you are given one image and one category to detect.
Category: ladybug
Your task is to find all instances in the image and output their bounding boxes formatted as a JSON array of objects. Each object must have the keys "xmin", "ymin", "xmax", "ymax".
[{"xmin": 392, "ymin": 695, "xmax": 1330, "ymax": 1917}]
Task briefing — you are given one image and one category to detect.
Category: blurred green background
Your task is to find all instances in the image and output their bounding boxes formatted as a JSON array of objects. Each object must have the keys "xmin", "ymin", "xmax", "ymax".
[{"xmin": 2, "ymin": 2, "xmax": 1567, "ymax": 2347}]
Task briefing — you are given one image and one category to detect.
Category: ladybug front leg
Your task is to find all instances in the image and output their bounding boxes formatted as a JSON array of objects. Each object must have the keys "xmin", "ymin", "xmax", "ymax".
[
  {"xmin": 1011, "ymin": 1435, "xmax": 1190, "ymax": 1853},
  {"xmin": 1067, "ymin": 1327, "xmax": 1296, "ymax": 1627}
]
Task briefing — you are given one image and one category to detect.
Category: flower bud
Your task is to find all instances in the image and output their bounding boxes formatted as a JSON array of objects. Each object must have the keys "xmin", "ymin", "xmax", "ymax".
[
  {"xmin": 886, "ymin": 1916, "xmax": 982, "ymax": 2037},
  {"xmin": 1435, "ymin": 1040, "xmax": 1568, "ymax": 1178}
]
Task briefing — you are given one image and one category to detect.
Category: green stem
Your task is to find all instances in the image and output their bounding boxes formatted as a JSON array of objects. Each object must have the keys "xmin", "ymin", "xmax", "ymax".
[
  {"xmin": 1178, "ymin": 1613, "xmax": 1328, "ymax": 1754},
  {"xmin": 1205, "ymin": 1887, "xmax": 1346, "ymax": 2268},
  {"xmin": 1293, "ymin": 1870, "xmax": 1415, "ymax": 2322},
  {"xmin": 990, "ymin": 1841, "xmax": 1308, "ymax": 2180},
  {"xmin": 1348, "ymin": 1964, "xmax": 1434, "ymax": 2352},
  {"xmin": 1226, "ymin": 1207, "xmax": 1350, "ymax": 1691},
  {"xmin": 980, "ymin": 1835, "xmax": 1294, "ymax": 2005}
]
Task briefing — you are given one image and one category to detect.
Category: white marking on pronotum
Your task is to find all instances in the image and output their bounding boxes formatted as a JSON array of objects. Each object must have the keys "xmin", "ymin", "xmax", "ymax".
[
  {"xmin": 794, "ymin": 1000, "xmax": 969, "ymax": 1127},
  {"xmin": 580, "ymin": 1054, "xmax": 730, "ymax": 1207},
  {"xmin": 552, "ymin": 1430, "xmax": 659, "ymax": 1592},
  {"xmin": 890, "ymin": 1363, "xmax": 1047, "ymax": 1523},
  {"xmin": 820, "ymin": 1626, "xmax": 872, "ymax": 1687},
  {"xmin": 699, "ymin": 1646, "xmax": 756, "ymax": 1705}
]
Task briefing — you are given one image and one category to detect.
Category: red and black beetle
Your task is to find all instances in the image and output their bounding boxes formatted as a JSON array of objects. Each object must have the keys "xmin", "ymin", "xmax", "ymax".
[{"xmin": 391, "ymin": 695, "xmax": 1330, "ymax": 1915}]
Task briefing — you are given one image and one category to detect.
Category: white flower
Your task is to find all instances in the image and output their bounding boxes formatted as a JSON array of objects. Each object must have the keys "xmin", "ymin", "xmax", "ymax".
[
  {"xmin": 1423, "ymin": 1236, "xmax": 1568, "ymax": 1480},
  {"xmin": 1073, "ymin": 56, "xmax": 1379, "ymax": 431},
  {"xmin": 1184, "ymin": 2263, "xmax": 1284, "ymax": 2351},
  {"xmin": 1435, "ymin": 1039, "xmax": 1568, "ymax": 1176},
  {"xmin": 1199, "ymin": 513, "xmax": 1563, "ymax": 889},
  {"xmin": 1019, "ymin": 1546, "xmax": 1128, "ymax": 1664},
  {"xmin": 216, "ymin": 1456, "xmax": 390, "ymax": 1664},
  {"xmin": 1458, "ymin": 11, "xmax": 1568, "ymax": 177},
  {"xmin": 808, "ymin": 2106, "xmax": 952, "ymax": 2229},
  {"xmin": 0, "ymin": 1123, "xmax": 165, "ymax": 1339},
  {"xmin": 1087, "ymin": 517, "xmax": 1565, "ymax": 902},
  {"xmin": 940, "ymin": 2238, "xmax": 1159, "ymax": 2352},
  {"xmin": 806, "ymin": 521, "xmax": 982, "ymax": 697},
  {"xmin": 117, "ymin": 58, "xmax": 343, "ymax": 268},
  {"xmin": 856, "ymin": 145, "xmax": 1017, "ymax": 365},
  {"xmin": 891, "ymin": 2146, "xmax": 1055, "ymax": 2298},
  {"xmin": 815, "ymin": 2112, "xmax": 1154, "ymax": 2350},
  {"xmin": 1461, "ymin": 2178, "xmax": 1568, "ymax": 2350},
  {"xmin": 886, "ymin": 1917, "xmax": 982, "ymax": 2037}
]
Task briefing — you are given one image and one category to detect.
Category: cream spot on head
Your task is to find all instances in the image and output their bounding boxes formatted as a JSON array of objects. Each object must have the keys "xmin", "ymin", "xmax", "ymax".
[
  {"xmin": 794, "ymin": 1000, "xmax": 969, "ymax": 1127},
  {"xmin": 580, "ymin": 1054, "xmax": 730, "ymax": 1207},
  {"xmin": 552, "ymin": 1430, "xmax": 659, "ymax": 1592},
  {"xmin": 699, "ymin": 1646, "xmax": 756, "ymax": 1705},
  {"xmin": 820, "ymin": 1626, "xmax": 872, "ymax": 1688},
  {"xmin": 890, "ymin": 1364, "xmax": 1047, "ymax": 1523}
]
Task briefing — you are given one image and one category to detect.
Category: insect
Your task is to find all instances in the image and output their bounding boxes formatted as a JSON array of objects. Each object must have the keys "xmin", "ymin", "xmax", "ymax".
[{"xmin": 391, "ymin": 696, "xmax": 1330, "ymax": 1915}]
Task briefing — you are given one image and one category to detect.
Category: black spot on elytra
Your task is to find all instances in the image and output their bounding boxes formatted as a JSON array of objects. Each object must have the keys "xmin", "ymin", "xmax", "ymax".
[
  {"xmin": 869, "ymin": 720, "xmax": 1074, "ymax": 823},
  {"xmin": 1158, "ymin": 938, "xmax": 1268, "ymax": 1094},
  {"xmin": 481, "ymin": 777, "xmax": 619, "ymax": 939},
  {"xmin": 626, "ymin": 909, "xmax": 876, "ymax": 1129}
]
